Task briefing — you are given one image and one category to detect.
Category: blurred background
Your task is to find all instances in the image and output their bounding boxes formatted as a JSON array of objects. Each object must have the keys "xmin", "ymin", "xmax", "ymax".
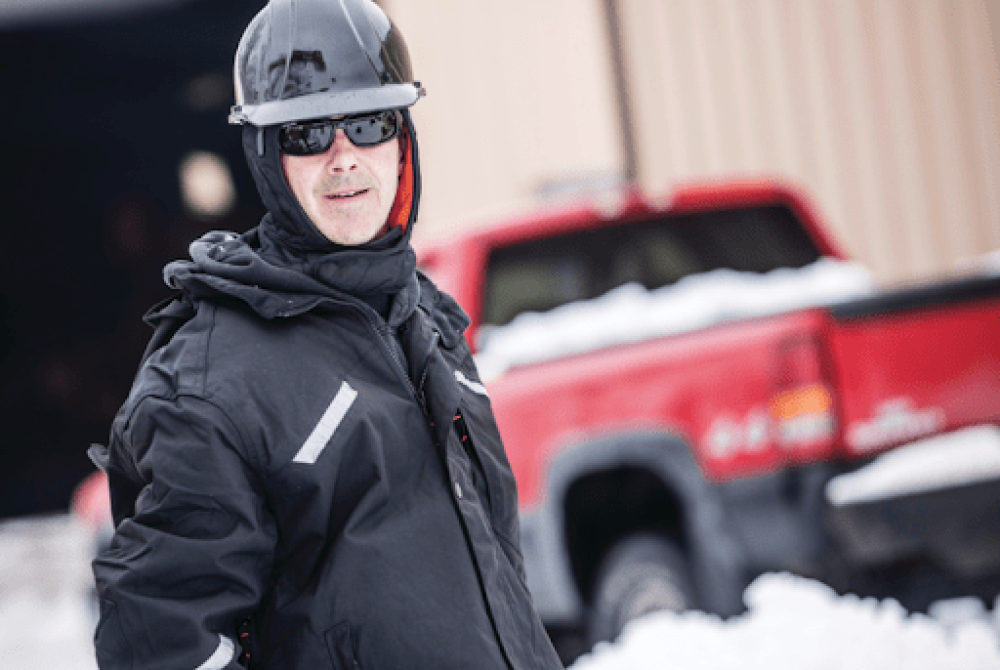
[{"xmin": 0, "ymin": 0, "xmax": 997, "ymax": 521}]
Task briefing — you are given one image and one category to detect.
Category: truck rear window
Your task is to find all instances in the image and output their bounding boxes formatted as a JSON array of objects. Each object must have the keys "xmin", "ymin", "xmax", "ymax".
[{"xmin": 484, "ymin": 205, "xmax": 821, "ymax": 327}]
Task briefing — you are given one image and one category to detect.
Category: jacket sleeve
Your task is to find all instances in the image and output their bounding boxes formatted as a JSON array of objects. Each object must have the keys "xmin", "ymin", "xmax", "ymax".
[{"xmin": 93, "ymin": 394, "xmax": 276, "ymax": 670}]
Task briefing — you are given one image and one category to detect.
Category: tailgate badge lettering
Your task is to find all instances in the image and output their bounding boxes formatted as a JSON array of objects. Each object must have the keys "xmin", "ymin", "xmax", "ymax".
[
  {"xmin": 846, "ymin": 398, "xmax": 945, "ymax": 453},
  {"xmin": 704, "ymin": 384, "xmax": 836, "ymax": 459}
]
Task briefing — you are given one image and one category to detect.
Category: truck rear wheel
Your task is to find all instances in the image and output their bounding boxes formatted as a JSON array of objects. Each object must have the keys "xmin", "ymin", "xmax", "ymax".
[{"xmin": 588, "ymin": 531, "xmax": 696, "ymax": 645}]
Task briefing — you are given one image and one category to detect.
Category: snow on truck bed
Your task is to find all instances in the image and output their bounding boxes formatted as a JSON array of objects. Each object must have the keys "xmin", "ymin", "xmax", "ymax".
[
  {"xmin": 826, "ymin": 425, "xmax": 1000, "ymax": 506},
  {"xmin": 475, "ymin": 258, "xmax": 875, "ymax": 380}
]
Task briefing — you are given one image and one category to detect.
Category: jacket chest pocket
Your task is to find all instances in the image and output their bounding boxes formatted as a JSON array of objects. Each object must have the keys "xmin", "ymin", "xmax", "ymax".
[
  {"xmin": 271, "ymin": 379, "xmax": 371, "ymax": 511},
  {"xmin": 289, "ymin": 380, "xmax": 359, "ymax": 466}
]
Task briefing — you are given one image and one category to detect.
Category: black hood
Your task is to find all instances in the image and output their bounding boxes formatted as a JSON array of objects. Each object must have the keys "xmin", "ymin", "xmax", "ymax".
[{"xmin": 240, "ymin": 108, "xmax": 422, "ymax": 298}]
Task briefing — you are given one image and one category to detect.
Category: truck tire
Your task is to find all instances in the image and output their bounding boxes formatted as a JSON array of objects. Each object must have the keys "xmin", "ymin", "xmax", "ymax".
[{"xmin": 588, "ymin": 531, "xmax": 696, "ymax": 645}]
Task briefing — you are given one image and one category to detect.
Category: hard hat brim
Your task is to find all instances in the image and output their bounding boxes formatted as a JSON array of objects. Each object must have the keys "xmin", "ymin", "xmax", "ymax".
[{"xmin": 230, "ymin": 83, "xmax": 422, "ymax": 126}]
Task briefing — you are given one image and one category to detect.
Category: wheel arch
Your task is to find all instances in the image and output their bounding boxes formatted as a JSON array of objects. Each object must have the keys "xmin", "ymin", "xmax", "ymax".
[
  {"xmin": 520, "ymin": 429, "xmax": 747, "ymax": 626},
  {"xmin": 564, "ymin": 464, "xmax": 692, "ymax": 608}
]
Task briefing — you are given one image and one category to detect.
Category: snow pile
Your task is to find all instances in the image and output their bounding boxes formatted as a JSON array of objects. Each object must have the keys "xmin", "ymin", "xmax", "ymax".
[
  {"xmin": 826, "ymin": 425, "xmax": 1000, "ymax": 506},
  {"xmin": 0, "ymin": 515, "xmax": 97, "ymax": 670},
  {"xmin": 476, "ymin": 258, "xmax": 874, "ymax": 379},
  {"xmin": 571, "ymin": 572, "xmax": 1000, "ymax": 670},
  {"xmin": 955, "ymin": 248, "xmax": 1000, "ymax": 277}
]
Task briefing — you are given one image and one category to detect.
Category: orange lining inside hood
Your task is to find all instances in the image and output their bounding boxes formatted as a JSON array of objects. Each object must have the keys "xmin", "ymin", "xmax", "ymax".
[{"xmin": 386, "ymin": 125, "xmax": 414, "ymax": 232}]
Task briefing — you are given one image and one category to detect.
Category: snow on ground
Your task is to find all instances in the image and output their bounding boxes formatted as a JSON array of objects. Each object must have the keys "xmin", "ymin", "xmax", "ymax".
[
  {"xmin": 2, "ymin": 515, "xmax": 999, "ymax": 669},
  {"xmin": 827, "ymin": 425, "xmax": 1000, "ymax": 506},
  {"xmin": 0, "ymin": 515, "xmax": 98, "ymax": 670},
  {"xmin": 475, "ymin": 258, "xmax": 874, "ymax": 380},
  {"xmin": 571, "ymin": 572, "xmax": 1000, "ymax": 670}
]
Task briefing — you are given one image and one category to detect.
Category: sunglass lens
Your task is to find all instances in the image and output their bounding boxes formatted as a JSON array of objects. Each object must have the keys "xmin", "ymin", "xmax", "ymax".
[
  {"xmin": 346, "ymin": 111, "xmax": 398, "ymax": 146},
  {"xmin": 279, "ymin": 122, "xmax": 334, "ymax": 156}
]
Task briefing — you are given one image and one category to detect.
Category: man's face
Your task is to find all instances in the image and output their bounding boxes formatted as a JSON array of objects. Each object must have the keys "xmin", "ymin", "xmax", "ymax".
[{"xmin": 281, "ymin": 123, "xmax": 403, "ymax": 246}]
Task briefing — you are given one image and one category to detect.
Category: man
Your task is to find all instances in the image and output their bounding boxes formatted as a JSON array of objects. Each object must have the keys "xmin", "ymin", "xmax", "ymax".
[{"xmin": 90, "ymin": 1, "xmax": 565, "ymax": 668}]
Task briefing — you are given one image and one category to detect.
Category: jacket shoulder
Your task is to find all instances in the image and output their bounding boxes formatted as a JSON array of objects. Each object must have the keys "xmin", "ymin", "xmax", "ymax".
[{"xmin": 123, "ymin": 297, "xmax": 274, "ymax": 418}]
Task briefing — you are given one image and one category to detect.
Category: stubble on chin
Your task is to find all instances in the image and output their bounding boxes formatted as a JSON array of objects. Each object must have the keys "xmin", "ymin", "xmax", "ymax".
[
  {"xmin": 312, "ymin": 173, "xmax": 378, "ymax": 198},
  {"xmin": 308, "ymin": 195, "xmax": 391, "ymax": 246}
]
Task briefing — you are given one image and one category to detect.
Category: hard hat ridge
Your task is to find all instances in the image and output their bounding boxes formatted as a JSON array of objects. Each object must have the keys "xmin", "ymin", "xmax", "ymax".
[{"xmin": 230, "ymin": 0, "xmax": 424, "ymax": 127}]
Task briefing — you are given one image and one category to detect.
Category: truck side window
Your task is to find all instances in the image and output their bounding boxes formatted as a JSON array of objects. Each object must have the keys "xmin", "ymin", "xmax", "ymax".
[
  {"xmin": 484, "ymin": 256, "xmax": 588, "ymax": 328},
  {"xmin": 483, "ymin": 205, "xmax": 821, "ymax": 328}
]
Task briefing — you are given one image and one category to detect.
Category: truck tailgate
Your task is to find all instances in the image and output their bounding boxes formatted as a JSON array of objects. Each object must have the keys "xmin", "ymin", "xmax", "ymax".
[{"xmin": 828, "ymin": 274, "xmax": 1000, "ymax": 458}]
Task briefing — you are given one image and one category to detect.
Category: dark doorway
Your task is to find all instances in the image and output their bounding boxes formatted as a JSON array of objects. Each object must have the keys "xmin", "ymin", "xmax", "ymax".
[{"xmin": 0, "ymin": 0, "xmax": 266, "ymax": 517}]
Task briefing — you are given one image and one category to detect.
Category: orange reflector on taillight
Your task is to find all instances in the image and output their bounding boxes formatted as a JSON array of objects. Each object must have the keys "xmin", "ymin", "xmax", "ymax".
[{"xmin": 770, "ymin": 383, "xmax": 833, "ymax": 420}]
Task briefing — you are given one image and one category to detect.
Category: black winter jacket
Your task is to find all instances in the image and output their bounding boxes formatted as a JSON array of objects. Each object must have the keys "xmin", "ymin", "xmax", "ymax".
[
  {"xmin": 91, "ymin": 112, "xmax": 563, "ymax": 669},
  {"xmin": 92, "ymin": 232, "xmax": 563, "ymax": 669}
]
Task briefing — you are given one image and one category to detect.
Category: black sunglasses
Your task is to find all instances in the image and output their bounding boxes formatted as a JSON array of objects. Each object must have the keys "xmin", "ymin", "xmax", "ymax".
[{"xmin": 278, "ymin": 109, "xmax": 401, "ymax": 156}]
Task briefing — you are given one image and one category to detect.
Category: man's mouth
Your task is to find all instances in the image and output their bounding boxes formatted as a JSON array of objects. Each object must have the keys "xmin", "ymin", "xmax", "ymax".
[{"xmin": 326, "ymin": 188, "xmax": 369, "ymax": 200}]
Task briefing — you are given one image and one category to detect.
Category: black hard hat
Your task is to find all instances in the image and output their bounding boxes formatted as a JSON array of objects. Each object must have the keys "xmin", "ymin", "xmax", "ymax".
[{"xmin": 229, "ymin": 0, "xmax": 425, "ymax": 127}]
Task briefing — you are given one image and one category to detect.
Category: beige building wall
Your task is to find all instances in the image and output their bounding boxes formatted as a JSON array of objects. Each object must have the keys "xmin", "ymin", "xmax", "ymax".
[
  {"xmin": 617, "ymin": 0, "xmax": 1000, "ymax": 282},
  {"xmin": 381, "ymin": 0, "xmax": 624, "ymax": 240},
  {"xmin": 384, "ymin": 0, "xmax": 1000, "ymax": 284}
]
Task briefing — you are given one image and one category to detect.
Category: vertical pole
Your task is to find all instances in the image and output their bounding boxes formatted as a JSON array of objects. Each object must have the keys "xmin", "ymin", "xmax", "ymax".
[{"xmin": 602, "ymin": 0, "xmax": 639, "ymax": 186}]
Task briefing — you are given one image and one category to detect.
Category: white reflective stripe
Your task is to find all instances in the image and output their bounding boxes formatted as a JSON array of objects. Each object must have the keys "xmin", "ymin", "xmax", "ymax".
[
  {"xmin": 455, "ymin": 370, "xmax": 489, "ymax": 397},
  {"xmin": 195, "ymin": 634, "xmax": 235, "ymax": 670},
  {"xmin": 293, "ymin": 382, "xmax": 358, "ymax": 464}
]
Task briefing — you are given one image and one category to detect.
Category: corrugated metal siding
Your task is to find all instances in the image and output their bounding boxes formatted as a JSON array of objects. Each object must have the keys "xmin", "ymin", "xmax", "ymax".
[
  {"xmin": 617, "ymin": 0, "xmax": 1000, "ymax": 281},
  {"xmin": 382, "ymin": 0, "xmax": 999, "ymax": 282}
]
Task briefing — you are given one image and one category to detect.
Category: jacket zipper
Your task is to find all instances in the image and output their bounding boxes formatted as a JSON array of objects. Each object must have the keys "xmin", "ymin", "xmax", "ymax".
[
  {"xmin": 373, "ymin": 320, "xmax": 424, "ymax": 409},
  {"xmin": 342, "ymin": 302, "xmax": 427, "ymax": 414}
]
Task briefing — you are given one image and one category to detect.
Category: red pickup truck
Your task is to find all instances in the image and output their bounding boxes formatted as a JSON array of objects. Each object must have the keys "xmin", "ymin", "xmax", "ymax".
[{"xmin": 417, "ymin": 180, "xmax": 1000, "ymax": 655}]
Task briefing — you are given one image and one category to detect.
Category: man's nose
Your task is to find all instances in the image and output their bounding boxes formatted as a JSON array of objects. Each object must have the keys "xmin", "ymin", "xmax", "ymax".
[{"xmin": 325, "ymin": 129, "xmax": 359, "ymax": 172}]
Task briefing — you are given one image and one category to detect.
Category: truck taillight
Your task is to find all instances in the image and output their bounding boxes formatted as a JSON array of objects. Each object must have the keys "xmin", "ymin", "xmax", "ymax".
[
  {"xmin": 777, "ymin": 334, "xmax": 826, "ymax": 386},
  {"xmin": 770, "ymin": 334, "xmax": 836, "ymax": 454}
]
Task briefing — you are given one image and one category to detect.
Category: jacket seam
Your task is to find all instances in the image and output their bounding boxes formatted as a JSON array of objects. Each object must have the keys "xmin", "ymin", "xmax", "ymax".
[{"xmin": 197, "ymin": 301, "xmax": 217, "ymax": 397}]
